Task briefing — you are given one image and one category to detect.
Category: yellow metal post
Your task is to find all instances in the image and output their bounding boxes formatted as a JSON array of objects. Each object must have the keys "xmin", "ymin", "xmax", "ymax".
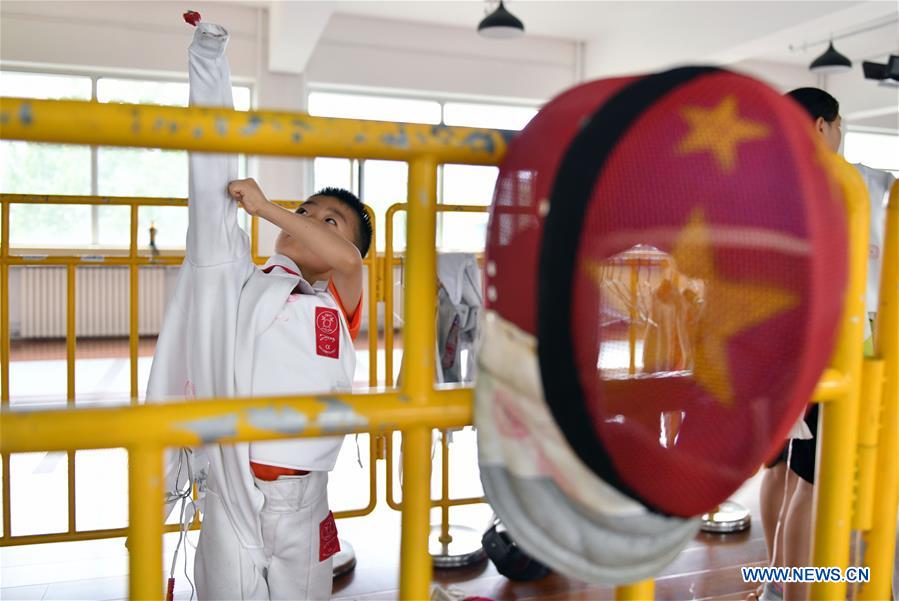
[
  {"xmin": 399, "ymin": 157, "xmax": 437, "ymax": 601},
  {"xmin": 1, "ymin": 201, "xmax": 9, "ymax": 541},
  {"xmin": 858, "ymin": 182, "xmax": 899, "ymax": 601},
  {"xmin": 66, "ymin": 266, "xmax": 76, "ymax": 402},
  {"xmin": 809, "ymin": 157, "xmax": 869, "ymax": 600},
  {"xmin": 384, "ymin": 204, "xmax": 400, "ymax": 388},
  {"xmin": 1, "ymin": 453, "xmax": 9, "ymax": 541},
  {"xmin": 128, "ymin": 444, "xmax": 163, "ymax": 600},
  {"xmin": 439, "ymin": 429, "xmax": 451, "ymax": 545},
  {"xmin": 852, "ymin": 358, "xmax": 884, "ymax": 531},
  {"xmin": 66, "ymin": 265, "xmax": 77, "ymax": 534},
  {"xmin": 0, "ymin": 199, "xmax": 6, "ymax": 545},
  {"xmin": 616, "ymin": 579, "xmax": 654, "ymax": 600},
  {"xmin": 2, "ymin": 200, "xmax": 10, "ymax": 406},
  {"xmin": 364, "ymin": 206, "xmax": 378, "ymax": 387},
  {"xmin": 130, "ymin": 205, "xmax": 139, "ymax": 403}
]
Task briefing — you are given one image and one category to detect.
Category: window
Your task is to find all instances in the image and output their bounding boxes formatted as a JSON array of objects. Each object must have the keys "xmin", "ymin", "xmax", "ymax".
[
  {"xmin": 308, "ymin": 92, "xmax": 440, "ymax": 124},
  {"xmin": 364, "ymin": 160, "xmax": 409, "ymax": 252},
  {"xmin": 439, "ymin": 164, "xmax": 497, "ymax": 252},
  {"xmin": 844, "ymin": 131, "xmax": 899, "ymax": 178},
  {"xmin": 309, "ymin": 90, "xmax": 539, "ymax": 253},
  {"xmin": 1, "ymin": 70, "xmax": 252, "ymax": 249},
  {"xmin": 444, "ymin": 102, "xmax": 537, "ymax": 130}
]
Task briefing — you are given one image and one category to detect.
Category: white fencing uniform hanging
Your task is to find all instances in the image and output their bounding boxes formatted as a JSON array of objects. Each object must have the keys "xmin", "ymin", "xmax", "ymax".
[
  {"xmin": 146, "ymin": 22, "xmax": 352, "ymax": 600},
  {"xmin": 437, "ymin": 253, "xmax": 482, "ymax": 384},
  {"xmin": 853, "ymin": 163, "xmax": 895, "ymax": 341}
]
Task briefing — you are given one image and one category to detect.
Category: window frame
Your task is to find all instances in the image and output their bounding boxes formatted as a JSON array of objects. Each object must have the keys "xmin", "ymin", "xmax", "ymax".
[
  {"xmin": 1, "ymin": 65, "xmax": 254, "ymax": 251},
  {"xmin": 307, "ymin": 85, "xmax": 542, "ymax": 252},
  {"xmin": 843, "ymin": 127, "xmax": 899, "ymax": 176}
]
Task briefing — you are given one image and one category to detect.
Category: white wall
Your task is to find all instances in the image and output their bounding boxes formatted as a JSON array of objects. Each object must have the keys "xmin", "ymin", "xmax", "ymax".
[
  {"xmin": 0, "ymin": 1, "xmax": 260, "ymax": 78},
  {"xmin": 308, "ymin": 13, "xmax": 577, "ymax": 102},
  {"xmin": 1, "ymin": 1, "xmax": 308, "ymax": 201},
  {"xmin": 826, "ymin": 68, "xmax": 899, "ymax": 133},
  {"xmin": 727, "ymin": 59, "xmax": 816, "ymax": 93}
]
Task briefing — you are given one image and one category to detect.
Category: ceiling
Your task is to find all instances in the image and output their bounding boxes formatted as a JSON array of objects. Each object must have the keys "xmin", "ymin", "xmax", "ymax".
[
  {"xmin": 330, "ymin": 0, "xmax": 897, "ymax": 65},
  {"xmin": 243, "ymin": 0, "xmax": 897, "ymax": 130}
]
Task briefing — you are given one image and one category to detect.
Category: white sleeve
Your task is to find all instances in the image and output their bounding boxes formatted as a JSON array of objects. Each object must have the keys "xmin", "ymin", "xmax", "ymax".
[{"xmin": 186, "ymin": 23, "xmax": 251, "ymax": 267}]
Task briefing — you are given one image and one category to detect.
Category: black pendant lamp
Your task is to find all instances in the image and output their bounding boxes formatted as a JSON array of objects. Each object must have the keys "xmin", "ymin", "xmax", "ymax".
[
  {"xmin": 478, "ymin": 1, "xmax": 524, "ymax": 39},
  {"xmin": 809, "ymin": 41, "xmax": 853, "ymax": 73}
]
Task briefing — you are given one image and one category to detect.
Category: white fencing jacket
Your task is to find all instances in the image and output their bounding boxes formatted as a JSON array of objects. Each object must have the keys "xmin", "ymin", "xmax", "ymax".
[
  {"xmin": 436, "ymin": 253, "xmax": 482, "ymax": 384},
  {"xmin": 854, "ymin": 163, "xmax": 895, "ymax": 318},
  {"xmin": 146, "ymin": 22, "xmax": 353, "ymax": 570}
]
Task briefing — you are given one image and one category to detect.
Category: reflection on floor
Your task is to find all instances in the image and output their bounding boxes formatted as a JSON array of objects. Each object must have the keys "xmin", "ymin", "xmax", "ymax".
[
  {"xmin": 3, "ymin": 337, "xmax": 766, "ymax": 600},
  {"xmin": 0, "ymin": 473, "xmax": 765, "ymax": 601},
  {"xmin": 6, "ymin": 336, "xmax": 401, "ymax": 408}
]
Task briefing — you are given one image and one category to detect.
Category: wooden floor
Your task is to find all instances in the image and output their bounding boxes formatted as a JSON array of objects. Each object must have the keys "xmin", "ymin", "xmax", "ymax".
[
  {"xmin": 9, "ymin": 336, "xmax": 159, "ymax": 361},
  {"xmin": 329, "ymin": 488, "xmax": 765, "ymax": 601}
]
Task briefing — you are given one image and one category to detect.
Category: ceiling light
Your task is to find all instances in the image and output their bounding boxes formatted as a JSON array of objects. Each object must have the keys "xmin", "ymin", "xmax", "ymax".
[
  {"xmin": 809, "ymin": 41, "xmax": 853, "ymax": 73},
  {"xmin": 478, "ymin": 1, "xmax": 524, "ymax": 39}
]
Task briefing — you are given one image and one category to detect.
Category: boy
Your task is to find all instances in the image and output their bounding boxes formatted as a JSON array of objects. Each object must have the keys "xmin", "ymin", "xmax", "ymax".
[{"xmin": 147, "ymin": 20, "xmax": 370, "ymax": 600}]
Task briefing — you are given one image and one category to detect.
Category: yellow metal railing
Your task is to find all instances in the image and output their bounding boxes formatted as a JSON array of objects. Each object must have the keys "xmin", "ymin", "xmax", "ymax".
[
  {"xmin": 808, "ymin": 156, "xmax": 869, "ymax": 600},
  {"xmin": 0, "ymin": 96, "xmax": 896, "ymax": 600},
  {"xmin": 381, "ymin": 203, "xmax": 489, "ymax": 555},
  {"xmin": 383, "ymin": 204, "xmax": 488, "ymax": 521},
  {"xmin": 858, "ymin": 180, "xmax": 899, "ymax": 601},
  {"xmin": 0, "ymin": 194, "xmax": 184, "ymax": 546},
  {"xmin": 0, "ymin": 96, "xmax": 507, "ymax": 600},
  {"xmin": 0, "ymin": 195, "xmax": 381, "ymax": 546}
]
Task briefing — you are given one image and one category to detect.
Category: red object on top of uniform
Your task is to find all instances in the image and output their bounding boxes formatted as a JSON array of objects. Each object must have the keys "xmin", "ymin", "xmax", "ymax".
[
  {"xmin": 183, "ymin": 10, "xmax": 201, "ymax": 26},
  {"xmin": 483, "ymin": 67, "xmax": 847, "ymax": 516}
]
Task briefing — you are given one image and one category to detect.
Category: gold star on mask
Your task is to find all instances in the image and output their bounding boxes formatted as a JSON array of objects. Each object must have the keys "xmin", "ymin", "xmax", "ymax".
[
  {"xmin": 676, "ymin": 96, "xmax": 770, "ymax": 174},
  {"xmin": 672, "ymin": 210, "xmax": 798, "ymax": 405}
]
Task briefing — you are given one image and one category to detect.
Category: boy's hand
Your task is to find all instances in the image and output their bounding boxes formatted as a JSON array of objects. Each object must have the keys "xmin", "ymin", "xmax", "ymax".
[{"xmin": 228, "ymin": 178, "xmax": 269, "ymax": 216}]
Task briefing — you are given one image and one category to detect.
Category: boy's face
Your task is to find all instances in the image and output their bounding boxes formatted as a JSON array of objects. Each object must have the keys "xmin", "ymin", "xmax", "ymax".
[{"xmin": 274, "ymin": 195, "xmax": 360, "ymax": 277}]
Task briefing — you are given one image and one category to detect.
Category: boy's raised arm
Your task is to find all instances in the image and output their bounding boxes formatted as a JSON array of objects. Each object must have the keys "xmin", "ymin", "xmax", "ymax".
[
  {"xmin": 229, "ymin": 178, "xmax": 364, "ymax": 310},
  {"xmin": 186, "ymin": 23, "xmax": 250, "ymax": 267}
]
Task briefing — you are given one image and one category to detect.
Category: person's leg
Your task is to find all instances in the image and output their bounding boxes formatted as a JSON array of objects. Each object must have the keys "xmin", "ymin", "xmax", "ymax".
[
  {"xmin": 749, "ymin": 465, "xmax": 795, "ymax": 600},
  {"xmin": 260, "ymin": 472, "xmax": 336, "ymax": 601},
  {"xmin": 782, "ymin": 478, "xmax": 814, "ymax": 601},
  {"xmin": 194, "ymin": 488, "xmax": 268, "ymax": 600},
  {"xmin": 760, "ymin": 462, "xmax": 787, "ymax": 562}
]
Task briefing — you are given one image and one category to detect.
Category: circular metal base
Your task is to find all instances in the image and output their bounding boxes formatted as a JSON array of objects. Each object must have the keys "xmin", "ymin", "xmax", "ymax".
[
  {"xmin": 701, "ymin": 500, "xmax": 752, "ymax": 533},
  {"xmin": 429, "ymin": 525, "xmax": 487, "ymax": 568},
  {"xmin": 332, "ymin": 538, "xmax": 356, "ymax": 579}
]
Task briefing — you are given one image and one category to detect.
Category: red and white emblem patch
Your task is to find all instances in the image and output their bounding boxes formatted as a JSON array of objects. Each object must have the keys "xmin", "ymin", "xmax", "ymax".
[
  {"xmin": 315, "ymin": 306, "xmax": 340, "ymax": 359},
  {"xmin": 319, "ymin": 511, "xmax": 340, "ymax": 561}
]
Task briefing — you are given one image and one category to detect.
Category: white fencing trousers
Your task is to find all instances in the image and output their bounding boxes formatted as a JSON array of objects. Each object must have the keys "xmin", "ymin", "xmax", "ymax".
[{"xmin": 195, "ymin": 472, "xmax": 334, "ymax": 600}]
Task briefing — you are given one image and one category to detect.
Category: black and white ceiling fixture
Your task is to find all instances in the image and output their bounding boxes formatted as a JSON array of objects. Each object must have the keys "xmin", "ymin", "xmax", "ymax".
[
  {"xmin": 792, "ymin": 17, "xmax": 898, "ymax": 75},
  {"xmin": 809, "ymin": 41, "xmax": 853, "ymax": 73},
  {"xmin": 478, "ymin": 1, "xmax": 524, "ymax": 39},
  {"xmin": 863, "ymin": 55, "xmax": 899, "ymax": 86}
]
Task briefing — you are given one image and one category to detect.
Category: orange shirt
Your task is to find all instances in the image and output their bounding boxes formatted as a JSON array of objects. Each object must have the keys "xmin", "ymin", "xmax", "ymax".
[{"xmin": 328, "ymin": 281, "xmax": 362, "ymax": 342}]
